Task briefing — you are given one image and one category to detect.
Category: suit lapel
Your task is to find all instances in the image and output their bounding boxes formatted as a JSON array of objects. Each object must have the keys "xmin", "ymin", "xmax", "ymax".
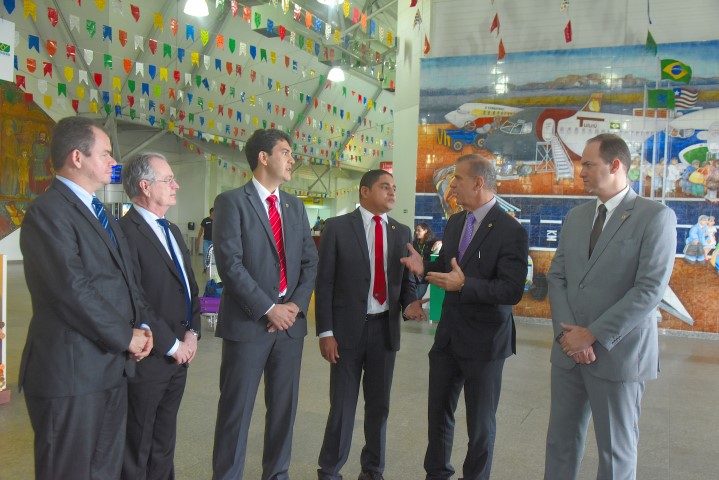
[
  {"xmin": 350, "ymin": 209, "xmax": 371, "ymax": 267},
  {"xmin": 128, "ymin": 207, "xmax": 183, "ymax": 284},
  {"xmin": 584, "ymin": 190, "xmax": 636, "ymax": 273},
  {"xmin": 386, "ymin": 217, "xmax": 400, "ymax": 273},
  {"xmin": 459, "ymin": 204, "xmax": 501, "ymax": 268},
  {"xmin": 243, "ymin": 181, "xmax": 277, "ymax": 259}
]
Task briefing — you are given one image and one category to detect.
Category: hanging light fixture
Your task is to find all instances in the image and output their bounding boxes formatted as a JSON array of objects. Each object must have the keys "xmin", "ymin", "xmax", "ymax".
[
  {"xmin": 328, "ymin": 66, "xmax": 346, "ymax": 82},
  {"xmin": 184, "ymin": 0, "xmax": 209, "ymax": 17},
  {"xmin": 317, "ymin": 0, "xmax": 343, "ymax": 6}
]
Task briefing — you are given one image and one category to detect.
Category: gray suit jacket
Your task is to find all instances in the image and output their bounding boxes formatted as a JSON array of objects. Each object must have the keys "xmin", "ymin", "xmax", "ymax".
[
  {"xmin": 212, "ymin": 180, "xmax": 318, "ymax": 341},
  {"xmin": 19, "ymin": 179, "xmax": 142, "ymax": 397},
  {"xmin": 548, "ymin": 188, "xmax": 677, "ymax": 382},
  {"xmin": 314, "ymin": 209, "xmax": 416, "ymax": 351}
]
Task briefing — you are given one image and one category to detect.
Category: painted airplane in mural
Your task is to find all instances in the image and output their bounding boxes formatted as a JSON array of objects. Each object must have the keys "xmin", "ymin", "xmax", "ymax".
[
  {"xmin": 483, "ymin": 93, "xmax": 719, "ymax": 176},
  {"xmin": 444, "ymin": 102, "xmax": 522, "ymax": 131}
]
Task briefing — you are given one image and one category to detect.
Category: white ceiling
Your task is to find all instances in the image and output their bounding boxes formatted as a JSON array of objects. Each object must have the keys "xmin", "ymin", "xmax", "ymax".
[{"xmin": 5, "ymin": 0, "xmax": 399, "ymax": 183}]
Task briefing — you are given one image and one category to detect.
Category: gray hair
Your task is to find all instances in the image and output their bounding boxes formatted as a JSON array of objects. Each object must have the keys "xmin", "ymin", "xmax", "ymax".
[
  {"xmin": 122, "ymin": 152, "xmax": 166, "ymax": 199},
  {"xmin": 457, "ymin": 153, "xmax": 497, "ymax": 192}
]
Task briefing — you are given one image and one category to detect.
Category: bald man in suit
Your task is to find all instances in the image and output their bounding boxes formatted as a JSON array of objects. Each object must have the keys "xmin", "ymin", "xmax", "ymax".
[{"xmin": 544, "ymin": 133, "xmax": 677, "ymax": 480}]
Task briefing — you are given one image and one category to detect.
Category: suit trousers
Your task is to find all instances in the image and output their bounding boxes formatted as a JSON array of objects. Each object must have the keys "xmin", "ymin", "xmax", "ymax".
[
  {"xmin": 25, "ymin": 382, "xmax": 128, "ymax": 480},
  {"xmin": 212, "ymin": 333, "xmax": 303, "ymax": 480},
  {"xmin": 318, "ymin": 317, "xmax": 396, "ymax": 480},
  {"xmin": 424, "ymin": 347, "xmax": 505, "ymax": 480},
  {"xmin": 544, "ymin": 365, "xmax": 645, "ymax": 480},
  {"xmin": 122, "ymin": 364, "xmax": 188, "ymax": 480}
]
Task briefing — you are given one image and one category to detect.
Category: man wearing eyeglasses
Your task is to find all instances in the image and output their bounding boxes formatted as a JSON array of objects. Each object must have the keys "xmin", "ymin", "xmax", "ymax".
[{"xmin": 118, "ymin": 152, "xmax": 201, "ymax": 479}]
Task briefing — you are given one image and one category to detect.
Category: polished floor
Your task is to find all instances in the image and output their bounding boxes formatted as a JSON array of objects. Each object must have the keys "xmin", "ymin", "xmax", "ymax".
[{"xmin": 1, "ymin": 257, "xmax": 719, "ymax": 479}]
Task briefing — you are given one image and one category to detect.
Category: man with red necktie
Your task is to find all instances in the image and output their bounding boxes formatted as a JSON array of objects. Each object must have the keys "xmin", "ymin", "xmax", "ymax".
[
  {"xmin": 316, "ymin": 169, "xmax": 426, "ymax": 480},
  {"xmin": 211, "ymin": 129, "xmax": 318, "ymax": 480}
]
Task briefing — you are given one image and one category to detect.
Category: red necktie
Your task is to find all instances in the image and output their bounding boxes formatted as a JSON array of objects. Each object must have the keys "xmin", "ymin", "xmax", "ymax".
[
  {"xmin": 267, "ymin": 195, "xmax": 287, "ymax": 292},
  {"xmin": 372, "ymin": 215, "xmax": 387, "ymax": 305}
]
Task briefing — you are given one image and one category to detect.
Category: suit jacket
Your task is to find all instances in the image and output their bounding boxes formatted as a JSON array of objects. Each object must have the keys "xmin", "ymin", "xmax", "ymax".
[
  {"xmin": 548, "ymin": 189, "xmax": 677, "ymax": 382},
  {"xmin": 428, "ymin": 203, "xmax": 528, "ymax": 361},
  {"xmin": 118, "ymin": 207, "xmax": 201, "ymax": 381},
  {"xmin": 19, "ymin": 179, "xmax": 143, "ymax": 397},
  {"xmin": 212, "ymin": 180, "xmax": 318, "ymax": 341},
  {"xmin": 315, "ymin": 209, "xmax": 416, "ymax": 351}
]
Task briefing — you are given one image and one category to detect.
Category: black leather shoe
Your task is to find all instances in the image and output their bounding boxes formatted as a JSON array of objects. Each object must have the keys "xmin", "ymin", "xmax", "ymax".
[{"xmin": 358, "ymin": 472, "xmax": 385, "ymax": 480}]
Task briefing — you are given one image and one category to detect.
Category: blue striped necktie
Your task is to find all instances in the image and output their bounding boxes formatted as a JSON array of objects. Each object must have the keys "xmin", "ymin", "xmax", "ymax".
[
  {"xmin": 157, "ymin": 218, "xmax": 191, "ymax": 327},
  {"xmin": 91, "ymin": 197, "xmax": 117, "ymax": 247}
]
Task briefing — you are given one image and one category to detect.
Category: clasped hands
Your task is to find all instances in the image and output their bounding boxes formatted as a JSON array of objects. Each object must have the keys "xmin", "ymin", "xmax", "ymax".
[
  {"xmin": 266, "ymin": 301, "xmax": 300, "ymax": 333},
  {"xmin": 400, "ymin": 243, "xmax": 465, "ymax": 292},
  {"xmin": 558, "ymin": 323, "xmax": 597, "ymax": 365},
  {"xmin": 128, "ymin": 328, "xmax": 153, "ymax": 362}
]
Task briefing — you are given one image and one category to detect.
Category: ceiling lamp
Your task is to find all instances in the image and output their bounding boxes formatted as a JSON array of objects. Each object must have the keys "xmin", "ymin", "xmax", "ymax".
[
  {"xmin": 184, "ymin": 0, "xmax": 209, "ymax": 17},
  {"xmin": 317, "ymin": 0, "xmax": 343, "ymax": 5},
  {"xmin": 327, "ymin": 66, "xmax": 346, "ymax": 82}
]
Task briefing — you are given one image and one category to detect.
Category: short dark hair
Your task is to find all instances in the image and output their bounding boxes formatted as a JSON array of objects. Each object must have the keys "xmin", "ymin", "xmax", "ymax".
[
  {"xmin": 50, "ymin": 117, "xmax": 107, "ymax": 171},
  {"xmin": 359, "ymin": 169, "xmax": 393, "ymax": 200},
  {"xmin": 587, "ymin": 133, "xmax": 631, "ymax": 172},
  {"xmin": 209, "ymin": 208, "xmax": 214, "ymax": 214},
  {"xmin": 456, "ymin": 153, "xmax": 497, "ymax": 192},
  {"xmin": 244, "ymin": 129, "xmax": 292, "ymax": 171},
  {"xmin": 122, "ymin": 152, "xmax": 165, "ymax": 199}
]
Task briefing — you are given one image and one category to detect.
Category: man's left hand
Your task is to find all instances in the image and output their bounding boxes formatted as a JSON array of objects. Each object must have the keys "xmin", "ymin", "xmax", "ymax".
[
  {"xmin": 559, "ymin": 323, "xmax": 596, "ymax": 355},
  {"xmin": 404, "ymin": 299, "xmax": 428, "ymax": 322},
  {"xmin": 425, "ymin": 257, "xmax": 465, "ymax": 292}
]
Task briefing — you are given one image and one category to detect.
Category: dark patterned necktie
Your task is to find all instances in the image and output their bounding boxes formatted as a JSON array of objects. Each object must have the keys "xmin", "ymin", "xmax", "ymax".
[
  {"xmin": 458, "ymin": 212, "xmax": 476, "ymax": 262},
  {"xmin": 91, "ymin": 197, "xmax": 117, "ymax": 247},
  {"xmin": 157, "ymin": 219, "xmax": 191, "ymax": 327},
  {"xmin": 589, "ymin": 204, "xmax": 607, "ymax": 258}
]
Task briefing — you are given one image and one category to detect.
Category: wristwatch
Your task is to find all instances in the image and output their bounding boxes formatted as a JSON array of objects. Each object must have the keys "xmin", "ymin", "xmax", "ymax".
[{"xmin": 187, "ymin": 328, "xmax": 200, "ymax": 336}]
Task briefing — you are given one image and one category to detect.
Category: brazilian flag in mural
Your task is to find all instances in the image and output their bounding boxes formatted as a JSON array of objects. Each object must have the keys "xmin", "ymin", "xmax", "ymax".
[{"xmin": 660, "ymin": 59, "xmax": 692, "ymax": 84}]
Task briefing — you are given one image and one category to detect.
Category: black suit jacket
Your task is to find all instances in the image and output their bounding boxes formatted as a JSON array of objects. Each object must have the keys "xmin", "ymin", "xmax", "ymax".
[
  {"xmin": 19, "ymin": 179, "xmax": 144, "ymax": 397},
  {"xmin": 315, "ymin": 209, "xmax": 416, "ymax": 351},
  {"xmin": 118, "ymin": 207, "xmax": 201, "ymax": 381},
  {"xmin": 429, "ymin": 203, "xmax": 528, "ymax": 361}
]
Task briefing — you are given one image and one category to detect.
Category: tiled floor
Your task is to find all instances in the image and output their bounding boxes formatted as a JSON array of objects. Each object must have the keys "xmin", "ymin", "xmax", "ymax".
[{"xmin": 1, "ymin": 258, "xmax": 718, "ymax": 479}]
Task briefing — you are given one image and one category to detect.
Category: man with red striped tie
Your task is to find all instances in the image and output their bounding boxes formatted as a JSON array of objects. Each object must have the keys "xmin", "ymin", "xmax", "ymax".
[{"xmin": 211, "ymin": 129, "xmax": 318, "ymax": 480}]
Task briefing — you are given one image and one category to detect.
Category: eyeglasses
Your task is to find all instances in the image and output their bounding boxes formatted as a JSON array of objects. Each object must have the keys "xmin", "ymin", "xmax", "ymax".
[{"xmin": 153, "ymin": 177, "xmax": 177, "ymax": 185}]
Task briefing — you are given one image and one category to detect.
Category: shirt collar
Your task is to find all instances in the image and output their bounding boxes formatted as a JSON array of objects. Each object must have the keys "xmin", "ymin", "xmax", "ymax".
[
  {"xmin": 252, "ymin": 176, "xmax": 278, "ymax": 203},
  {"xmin": 55, "ymin": 175, "xmax": 94, "ymax": 210},
  {"xmin": 597, "ymin": 185, "xmax": 629, "ymax": 214},
  {"xmin": 469, "ymin": 195, "xmax": 497, "ymax": 226},
  {"xmin": 359, "ymin": 206, "xmax": 388, "ymax": 226},
  {"xmin": 132, "ymin": 203, "xmax": 162, "ymax": 225}
]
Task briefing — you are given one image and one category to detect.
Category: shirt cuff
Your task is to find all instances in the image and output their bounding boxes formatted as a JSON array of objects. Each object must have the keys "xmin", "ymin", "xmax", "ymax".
[
  {"xmin": 166, "ymin": 339, "xmax": 180, "ymax": 357},
  {"xmin": 318, "ymin": 330, "xmax": 333, "ymax": 338}
]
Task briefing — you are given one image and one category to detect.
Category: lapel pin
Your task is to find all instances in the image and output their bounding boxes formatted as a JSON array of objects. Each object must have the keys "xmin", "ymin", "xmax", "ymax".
[
  {"xmin": 488, "ymin": 223, "xmax": 493, "ymax": 228},
  {"xmin": 620, "ymin": 213, "xmax": 628, "ymax": 221},
  {"xmin": 391, "ymin": 225, "xmax": 396, "ymax": 230},
  {"xmin": 285, "ymin": 203, "xmax": 289, "ymax": 208}
]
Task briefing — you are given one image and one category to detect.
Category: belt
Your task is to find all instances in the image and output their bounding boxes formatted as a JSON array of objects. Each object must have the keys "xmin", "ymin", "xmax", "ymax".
[{"xmin": 366, "ymin": 311, "xmax": 389, "ymax": 321}]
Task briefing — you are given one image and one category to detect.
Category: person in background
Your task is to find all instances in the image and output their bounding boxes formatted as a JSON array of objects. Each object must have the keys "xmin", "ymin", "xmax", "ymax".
[
  {"xmin": 211, "ymin": 128, "xmax": 318, "ymax": 480},
  {"xmin": 412, "ymin": 222, "xmax": 439, "ymax": 300},
  {"xmin": 544, "ymin": 133, "xmax": 677, "ymax": 480},
  {"xmin": 119, "ymin": 152, "xmax": 202, "ymax": 480},
  {"xmin": 196, "ymin": 207, "xmax": 214, "ymax": 270},
  {"xmin": 402, "ymin": 153, "xmax": 529, "ymax": 480},
  {"xmin": 315, "ymin": 169, "xmax": 426, "ymax": 480},
  {"xmin": 19, "ymin": 116, "xmax": 153, "ymax": 479}
]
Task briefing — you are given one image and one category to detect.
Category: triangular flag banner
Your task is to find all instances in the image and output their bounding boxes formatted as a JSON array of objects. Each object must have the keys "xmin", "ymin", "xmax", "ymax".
[
  {"xmin": 424, "ymin": 34, "xmax": 431, "ymax": 55},
  {"xmin": 498, "ymin": 38, "xmax": 506, "ymax": 60},
  {"xmin": 645, "ymin": 30, "xmax": 657, "ymax": 56},
  {"xmin": 490, "ymin": 13, "xmax": 499, "ymax": 35},
  {"xmin": 564, "ymin": 21, "xmax": 572, "ymax": 43}
]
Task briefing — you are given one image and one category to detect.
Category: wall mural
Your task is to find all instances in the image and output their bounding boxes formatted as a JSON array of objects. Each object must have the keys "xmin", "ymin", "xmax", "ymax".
[
  {"xmin": 418, "ymin": 40, "xmax": 719, "ymax": 334},
  {"xmin": 0, "ymin": 81, "xmax": 55, "ymax": 241}
]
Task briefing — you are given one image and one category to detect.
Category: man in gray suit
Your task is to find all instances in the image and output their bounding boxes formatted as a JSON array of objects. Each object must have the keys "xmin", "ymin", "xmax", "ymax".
[
  {"xmin": 544, "ymin": 133, "xmax": 677, "ymax": 480},
  {"xmin": 212, "ymin": 129, "xmax": 318, "ymax": 480},
  {"xmin": 19, "ymin": 116, "xmax": 153, "ymax": 479},
  {"xmin": 316, "ymin": 170, "xmax": 426, "ymax": 480}
]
